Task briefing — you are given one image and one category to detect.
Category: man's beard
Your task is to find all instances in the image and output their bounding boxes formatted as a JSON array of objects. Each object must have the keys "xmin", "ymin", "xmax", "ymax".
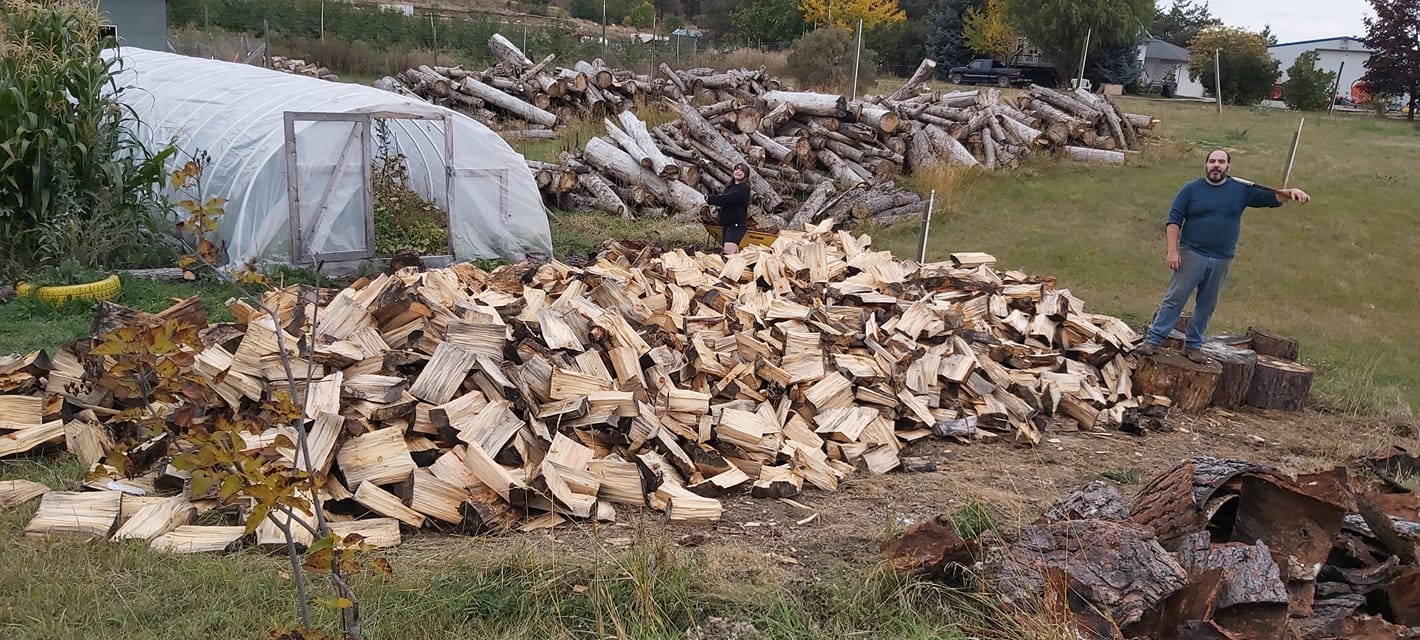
[{"xmin": 1207, "ymin": 168, "xmax": 1227, "ymax": 183}]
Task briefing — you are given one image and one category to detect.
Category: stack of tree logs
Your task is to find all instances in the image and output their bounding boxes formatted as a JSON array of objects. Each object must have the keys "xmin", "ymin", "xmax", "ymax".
[
  {"xmin": 3, "ymin": 223, "xmax": 1186, "ymax": 549},
  {"xmin": 1136, "ymin": 324, "xmax": 1314, "ymax": 413},
  {"xmin": 268, "ymin": 56, "xmax": 340, "ymax": 82},
  {"xmin": 529, "ymin": 79, "xmax": 1158, "ymax": 226},
  {"xmin": 887, "ymin": 450, "xmax": 1420, "ymax": 640},
  {"xmin": 372, "ymin": 34, "xmax": 783, "ymax": 132}
]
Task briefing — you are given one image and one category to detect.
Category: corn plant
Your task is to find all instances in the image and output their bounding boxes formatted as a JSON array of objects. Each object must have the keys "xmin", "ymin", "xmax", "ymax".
[{"xmin": 0, "ymin": 0, "xmax": 176, "ymax": 274}]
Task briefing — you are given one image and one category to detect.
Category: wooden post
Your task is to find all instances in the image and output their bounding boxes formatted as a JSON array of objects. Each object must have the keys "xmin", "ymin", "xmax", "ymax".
[
  {"xmin": 1327, "ymin": 60, "xmax": 1345, "ymax": 116},
  {"xmin": 1282, "ymin": 118, "xmax": 1303, "ymax": 188}
]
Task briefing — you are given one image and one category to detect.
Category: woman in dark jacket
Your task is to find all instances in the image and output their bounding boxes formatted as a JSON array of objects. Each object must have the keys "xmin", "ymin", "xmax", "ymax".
[{"xmin": 706, "ymin": 163, "xmax": 750, "ymax": 254}]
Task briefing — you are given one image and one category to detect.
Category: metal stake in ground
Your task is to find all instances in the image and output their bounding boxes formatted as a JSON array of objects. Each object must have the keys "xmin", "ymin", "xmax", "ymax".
[{"xmin": 917, "ymin": 189, "xmax": 936, "ymax": 263}]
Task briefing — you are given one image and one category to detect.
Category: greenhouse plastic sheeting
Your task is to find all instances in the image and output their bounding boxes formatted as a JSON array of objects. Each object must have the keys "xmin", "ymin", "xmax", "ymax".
[{"xmin": 103, "ymin": 47, "xmax": 552, "ymax": 267}]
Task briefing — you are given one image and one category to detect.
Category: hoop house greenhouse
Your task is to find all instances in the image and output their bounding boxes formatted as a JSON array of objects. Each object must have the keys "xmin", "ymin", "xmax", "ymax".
[{"xmin": 105, "ymin": 47, "xmax": 552, "ymax": 268}]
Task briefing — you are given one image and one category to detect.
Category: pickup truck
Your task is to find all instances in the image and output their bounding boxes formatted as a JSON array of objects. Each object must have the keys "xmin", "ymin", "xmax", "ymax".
[{"xmin": 946, "ymin": 58, "xmax": 1030, "ymax": 87}]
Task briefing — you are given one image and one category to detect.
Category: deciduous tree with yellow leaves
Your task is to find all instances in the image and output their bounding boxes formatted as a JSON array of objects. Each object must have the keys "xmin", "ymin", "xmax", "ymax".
[
  {"xmin": 962, "ymin": 0, "xmax": 1017, "ymax": 63},
  {"xmin": 799, "ymin": 0, "xmax": 906, "ymax": 31}
]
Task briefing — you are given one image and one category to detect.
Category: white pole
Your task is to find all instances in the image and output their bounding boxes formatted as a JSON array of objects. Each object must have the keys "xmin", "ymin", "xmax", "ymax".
[
  {"xmin": 1076, "ymin": 28, "xmax": 1090, "ymax": 89},
  {"xmin": 602, "ymin": 0, "xmax": 608, "ymax": 58},
  {"xmin": 851, "ymin": 18, "xmax": 863, "ymax": 101},
  {"xmin": 1214, "ymin": 48, "xmax": 1223, "ymax": 114},
  {"xmin": 1282, "ymin": 118, "xmax": 1303, "ymax": 188},
  {"xmin": 917, "ymin": 189, "xmax": 936, "ymax": 262},
  {"xmin": 320, "ymin": 2, "xmax": 325, "ymax": 44}
]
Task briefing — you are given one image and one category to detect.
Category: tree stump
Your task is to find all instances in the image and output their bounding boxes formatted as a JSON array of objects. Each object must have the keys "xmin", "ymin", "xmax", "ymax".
[
  {"xmin": 1244, "ymin": 355, "xmax": 1313, "ymax": 411},
  {"xmin": 1200, "ymin": 342, "xmax": 1257, "ymax": 409},
  {"xmin": 1133, "ymin": 351, "xmax": 1222, "ymax": 413},
  {"xmin": 1162, "ymin": 329, "xmax": 1187, "ymax": 350},
  {"xmin": 1247, "ymin": 327, "xmax": 1300, "ymax": 361}
]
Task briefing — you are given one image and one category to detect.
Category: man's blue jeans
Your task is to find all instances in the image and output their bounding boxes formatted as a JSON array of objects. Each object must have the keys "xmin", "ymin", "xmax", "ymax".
[{"xmin": 1143, "ymin": 247, "xmax": 1232, "ymax": 350}]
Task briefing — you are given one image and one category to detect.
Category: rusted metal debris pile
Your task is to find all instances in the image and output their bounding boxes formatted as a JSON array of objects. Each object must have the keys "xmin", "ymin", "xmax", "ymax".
[{"xmin": 886, "ymin": 450, "xmax": 1420, "ymax": 640}]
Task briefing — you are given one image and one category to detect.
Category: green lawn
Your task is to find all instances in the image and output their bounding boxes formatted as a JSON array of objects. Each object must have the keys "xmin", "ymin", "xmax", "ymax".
[{"xmin": 866, "ymin": 99, "xmax": 1420, "ymax": 417}]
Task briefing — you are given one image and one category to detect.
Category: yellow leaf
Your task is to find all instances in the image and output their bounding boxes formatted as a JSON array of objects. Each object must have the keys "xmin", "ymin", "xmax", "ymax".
[{"xmin": 314, "ymin": 597, "xmax": 354, "ymax": 610}]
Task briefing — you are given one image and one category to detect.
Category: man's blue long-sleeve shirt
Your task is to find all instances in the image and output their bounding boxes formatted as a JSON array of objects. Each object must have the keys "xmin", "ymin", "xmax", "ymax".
[{"xmin": 1167, "ymin": 178, "xmax": 1282, "ymax": 259}]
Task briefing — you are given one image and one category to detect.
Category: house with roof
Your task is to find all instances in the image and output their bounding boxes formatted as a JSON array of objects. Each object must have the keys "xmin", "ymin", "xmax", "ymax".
[
  {"xmin": 1136, "ymin": 36, "xmax": 1206, "ymax": 98},
  {"xmin": 1269, "ymin": 36, "xmax": 1373, "ymax": 102}
]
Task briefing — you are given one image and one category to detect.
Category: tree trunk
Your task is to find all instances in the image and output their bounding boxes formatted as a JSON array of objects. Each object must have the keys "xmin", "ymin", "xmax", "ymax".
[
  {"xmin": 404, "ymin": 67, "xmax": 450, "ymax": 97},
  {"xmin": 939, "ymin": 90, "xmax": 979, "ymax": 108},
  {"xmin": 659, "ymin": 62, "xmax": 688, "ymax": 94},
  {"xmin": 458, "ymin": 77, "xmax": 557, "ymax": 127},
  {"xmin": 604, "ymin": 117, "xmax": 653, "ymax": 169},
  {"xmin": 488, "ymin": 33, "xmax": 533, "ymax": 70},
  {"xmin": 580, "ymin": 172, "xmax": 631, "ymax": 219},
  {"xmin": 849, "ymin": 101, "xmax": 901, "ymax": 134},
  {"xmin": 750, "ymin": 131, "xmax": 792, "ymax": 162},
  {"xmin": 786, "ymin": 180, "xmax": 837, "ymax": 230},
  {"xmin": 519, "ymin": 53, "xmax": 557, "ymax": 83},
  {"xmin": 667, "ymin": 98, "xmax": 783, "ymax": 211},
  {"xmin": 759, "ymin": 102, "xmax": 795, "ymax": 134},
  {"xmin": 998, "ymin": 112, "xmax": 1046, "ymax": 146},
  {"xmin": 889, "ymin": 59, "xmax": 937, "ymax": 101},
  {"xmin": 1062, "ymin": 146, "xmax": 1125, "ymax": 164},
  {"xmin": 616, "ymin": 111, "xmax": 678, "ymax": 180},
  {"xmin": 922, "ymin": 124, "xmax": 980, "ymax": 168},
  {"xmin": 584, "ymin": 137, "xmax": 704, "ymax": 213},
  {"xmin": 373, "ymin": 76, "xmax": 417, "ymax": 97},
  {"xmin": 1030, "ymin": 84, "xmax": 1102, "ymax": 120},
  {"xmin": 1124, "ymin": 113, "xmax": 1159, "ymax": 130},
  {"xmin": 1200, "ymin": 342, "xmax": 1257, "ymax": 409},
  {"xmin": 762, "ymin": 90, "xmax": 848, "ymax": 118},
  {"xmin": 1244, "ymin": 356, "xmax": 1313, "ymax": 411},
  {"xmin": 555, "ymin": 68, "xmax": 589, "ymax": 92},
  {"xmin": 1133, "ymin": 351, "xmax": 1222, "ymax": 413},
  {"xmin": 980, "ymin": 131, "xmax": 999, "ymax": 170}
]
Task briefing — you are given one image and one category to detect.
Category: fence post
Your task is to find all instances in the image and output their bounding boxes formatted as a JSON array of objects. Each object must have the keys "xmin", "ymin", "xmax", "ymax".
[{"xmin": 917, "ymin": 190, "xmax": 936, "ymax": 263}]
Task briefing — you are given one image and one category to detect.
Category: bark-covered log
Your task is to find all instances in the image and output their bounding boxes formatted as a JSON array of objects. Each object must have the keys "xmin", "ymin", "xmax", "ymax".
[
  {"xmin": 584, "ymin": 137, "xmax": 704, "ymax": 213},
  {"xmin": 1243, "ymin": 356, "xmax": 1313, "ymax": 411},
  {"xmin": 889, "ymin": 59, "xmax": 937, "ymax": 101},
  {"xmin": 580, "ymin": 171, "xmax": 631, "ymax": 219},
  {"xmin": 999, "ymin": 519, "xmax": 1189, "ymax": 629},
  {"xmin": 1200, "ymin": 342, "xmax": 1256, "ymax": 409},
  {"xmin": 762, "ymin": 90, "xmax": 848, "ymax": 118},
  {"xmin": 458, "ymin": 77, "xmax": 558, "ymax": 127},
  {"xmin": 667, "ymin": 98, "xmax": 783, "ymax": 211},
  {"xmin": 848, "ymin": 101, "xmax": 902, "ymax": 134},
  {"xmin": 922, "ymin": 124, "xmax": 980, "ymax": 168},
  {"xmin": 1062, "ymin": 146, "xmax": 1126, "ymax": 164},
  {"xmin": 617, "ymin": 111, "xmax": 679, "ymax": 180},
  {"xmin": 489, "ymin": 33, "xmax": 534, "ymax": 70},
  {"xmin": 1040, "ymin": 479, "xmax": 1127, "ymax": 522},
  {"xmin": 1245, "ymin": 328, "xmax": 1300, "ymax": 361}
]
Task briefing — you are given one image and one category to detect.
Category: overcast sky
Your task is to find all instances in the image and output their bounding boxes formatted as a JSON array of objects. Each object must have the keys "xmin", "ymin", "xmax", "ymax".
[{"xmin": 1200, "ymin": 0, "xmax": 1374, "ymax": 43}]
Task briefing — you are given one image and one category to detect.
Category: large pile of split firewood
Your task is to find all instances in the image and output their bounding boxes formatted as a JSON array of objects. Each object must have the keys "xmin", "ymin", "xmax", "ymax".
[
  {"xmin": 887, "ymin": 450, "xmax": 1420, "ymax": 640},
  {"xmin": 1, "ymin": 223, "xmax": 1178, "ymax": 551}
]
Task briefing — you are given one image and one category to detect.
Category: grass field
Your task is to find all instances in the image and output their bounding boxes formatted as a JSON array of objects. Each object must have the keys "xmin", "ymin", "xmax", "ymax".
[
  {"xmin": 867, "ymin": 97, "xmax": 1420, "ymax": 416},
  {"xmin": 1, "ymin": 92, "xmax": 1416, "ymax": 639}
]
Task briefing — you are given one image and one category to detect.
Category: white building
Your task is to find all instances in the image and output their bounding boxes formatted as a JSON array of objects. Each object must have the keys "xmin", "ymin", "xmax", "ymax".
[{"xmin": 1269, "ymin": 36, "xmax": 1373, "ymax": 102}]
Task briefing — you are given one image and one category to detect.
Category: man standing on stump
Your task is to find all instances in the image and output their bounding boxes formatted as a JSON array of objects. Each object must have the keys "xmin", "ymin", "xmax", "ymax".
[{"xmin": 1135, "ymin": 149, "xmax": 1311, "ymax": 362}]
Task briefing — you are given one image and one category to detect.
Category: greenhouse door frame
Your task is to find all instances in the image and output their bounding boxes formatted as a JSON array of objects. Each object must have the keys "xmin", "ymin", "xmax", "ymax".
[{"xmin": 283, "ymin": 110, "xmax": 454, "ymax": 264}]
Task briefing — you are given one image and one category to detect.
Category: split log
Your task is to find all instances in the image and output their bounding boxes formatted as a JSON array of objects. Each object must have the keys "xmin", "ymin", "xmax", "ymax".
[{"xmin": 1243, "ymin": 356, "xmax": 1313, "ymax": 411}]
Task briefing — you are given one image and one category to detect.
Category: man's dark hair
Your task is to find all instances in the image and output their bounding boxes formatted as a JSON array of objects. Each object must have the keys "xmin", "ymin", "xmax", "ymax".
[{"xmin": 1209, "ymin": 148, "xmax": 1231, "ymax": 162}]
